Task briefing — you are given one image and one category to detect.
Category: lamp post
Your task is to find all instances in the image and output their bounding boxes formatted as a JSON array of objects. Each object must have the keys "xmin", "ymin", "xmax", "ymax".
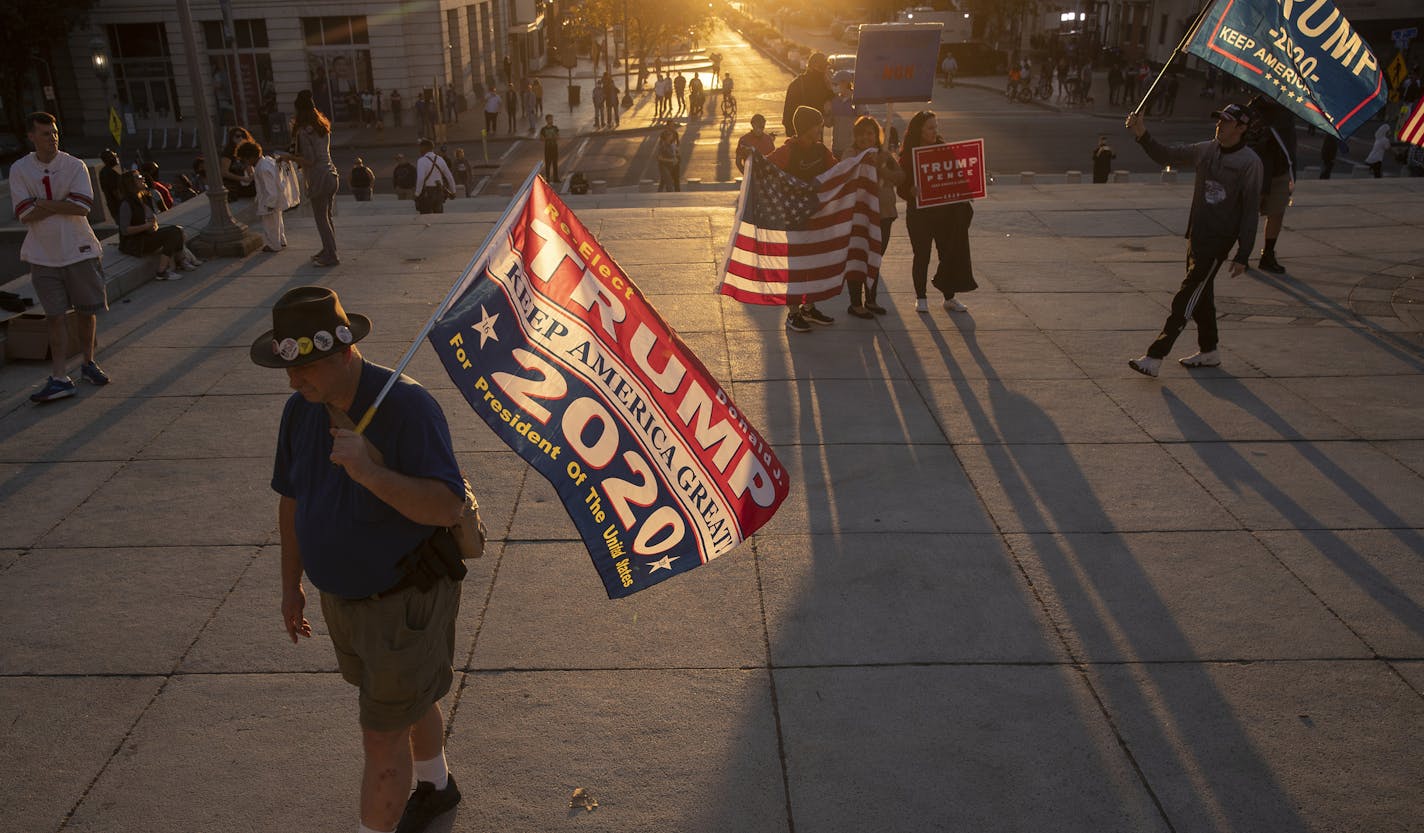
[
  {"xmin": 91, "ymin": 36, "xmax": 112, "ymax": 116},
  {"xmin": 175, "ymin": 0, "xmax": 261, "ymax": 257},
  {"xmin": 621, "ymin": 0, "xmax": 633, "ymax": 107}
]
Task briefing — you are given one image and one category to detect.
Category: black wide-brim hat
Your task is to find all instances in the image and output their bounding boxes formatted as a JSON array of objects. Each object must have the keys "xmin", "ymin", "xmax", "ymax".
[{"xmin": 250, "ymin": 285, "xmax": 371, "ymax": 368}]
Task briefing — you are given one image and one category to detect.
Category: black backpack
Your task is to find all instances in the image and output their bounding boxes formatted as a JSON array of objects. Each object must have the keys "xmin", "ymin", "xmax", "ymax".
[
  {"xmin": 393, "ymin": 163, "xmax": 416, "ymax": 190},
  {"xmin": 569, "ymin": 172, "xmax": 590, "ymax": 195}
]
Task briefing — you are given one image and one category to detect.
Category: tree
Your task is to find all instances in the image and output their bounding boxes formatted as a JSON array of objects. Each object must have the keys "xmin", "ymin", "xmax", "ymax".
[
  {"xmin": 626, "ymin": 0, "xmax": 716, "ymax": 68},
  {"xmin": 563, "ymin": 0, "xmax": 619, "ymax": 69},
  {"xmin": 0, "ymin": 0, "xmax": 95, "ymax": 137}
]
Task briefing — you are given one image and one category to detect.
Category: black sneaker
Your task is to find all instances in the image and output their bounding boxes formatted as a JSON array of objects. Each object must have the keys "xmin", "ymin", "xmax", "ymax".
[
  {"xmin": 395, "ymin": 774, "xmax": 462, "ymax": 833},
  {"xmin": 80, "ymin": 361, "xmax": 111, "ymax": 386},
  {"xmin": 785, "ymin": 311, "xmax": 812, "ymax": 333},
  {"xmin": 1258, "ymin": 254, "xmax": 1286, "ymax": 273},
  {"xmin": 801, "ymin": 303, "xmax": 835, "ymax": 325}
]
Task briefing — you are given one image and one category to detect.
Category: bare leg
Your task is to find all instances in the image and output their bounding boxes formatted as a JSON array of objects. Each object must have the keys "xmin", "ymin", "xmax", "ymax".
[
  {"xmin": 1264, "ymin": 212, "xmax": 1284, "ymax": 239},
  {"xmin": 361, "ymin": 725, "xmax": 413, "ymax": 831},
  {"xmin": 410, "ymin": 702, "xmax": 445, "ymax": 762},
  {"xmin": 45, "ymin": 316, "xmax": 68, "ymax": 378},
  {"xmin": 77, "ymin": 312, "xmax": 97, "ymax": 364}
]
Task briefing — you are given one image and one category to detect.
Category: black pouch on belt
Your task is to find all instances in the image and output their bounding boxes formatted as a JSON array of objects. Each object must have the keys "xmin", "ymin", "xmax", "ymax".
[{"xmin": 395, "ymin": 528, "xmax": 468, "ymax": 591}]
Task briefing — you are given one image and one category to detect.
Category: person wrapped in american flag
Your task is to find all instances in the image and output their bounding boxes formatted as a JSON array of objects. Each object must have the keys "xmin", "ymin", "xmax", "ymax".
[{"xmin": 719, "ymin": 105, "xmax": 883, "ymax": 334}]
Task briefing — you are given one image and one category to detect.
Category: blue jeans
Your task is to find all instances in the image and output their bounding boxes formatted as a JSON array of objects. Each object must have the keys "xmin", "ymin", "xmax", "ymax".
[{"xmin": 308, "ymin": 174, "xmax": 340, "ymax": 259}]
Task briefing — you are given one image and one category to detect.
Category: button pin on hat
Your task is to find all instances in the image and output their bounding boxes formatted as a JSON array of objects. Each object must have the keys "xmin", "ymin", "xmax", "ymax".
[{"xmin": 250, "ymin": 286, "xmax": 372, "ymax": 368}]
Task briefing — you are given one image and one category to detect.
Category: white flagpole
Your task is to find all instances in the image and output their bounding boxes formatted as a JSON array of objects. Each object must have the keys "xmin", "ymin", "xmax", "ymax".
[
  {"xmin": 714, "ymin": 151, "xmax": 755, "ymax": 296},
  {"xmin": 353, "ymin": 164, "xmax": 544, "ymax": 434}
]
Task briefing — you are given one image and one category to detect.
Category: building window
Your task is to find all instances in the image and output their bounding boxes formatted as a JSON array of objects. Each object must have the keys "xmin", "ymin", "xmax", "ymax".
[
  {"xmin": 1158, "ymin": 13, "xmax": 1168, "ymax": 45},
  {"xmin": 203, "ymin": 19, "xmax": 276, "ymax": 132},
  {"xmin": 301, "ymin": 16, "xmax": 372, "ymax": 125},
  {"xmin": 106, "ymin": 22, "xmax": 180, "ymax": 123},
  {"xmin": 472, "ymin": 4, "xmax": 489, "ymax": 93},
  {"xmin": 448, "ymin": 9, "xmax": 464, "ymax": 92},
  {"xmin": 483, "ymin": 2, "xmax": 498, "ymax": 86}
]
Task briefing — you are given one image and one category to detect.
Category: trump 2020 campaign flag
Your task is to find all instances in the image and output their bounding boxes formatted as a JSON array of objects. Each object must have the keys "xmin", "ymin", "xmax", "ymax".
[
  {"xmin": 428, "ymin": 174, "xmax": 789, "ymax": 598},
  {"xmin": 717, "ymin": 149, "xmax": 881, "ymax": 305},
  {"xmin": 1184, "ymin": 0, "xmax": 1386, "ymax": 138}
]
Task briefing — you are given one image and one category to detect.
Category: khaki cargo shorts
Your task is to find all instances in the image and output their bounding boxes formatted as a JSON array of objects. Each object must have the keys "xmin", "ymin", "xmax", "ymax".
[
  {"xmin": 320, "ymin": 577, "xmax": 461, "ymax": 731},
  {"xmin": 1260, "ymin": 174, "xmax": 1291, "ymax": 216}
]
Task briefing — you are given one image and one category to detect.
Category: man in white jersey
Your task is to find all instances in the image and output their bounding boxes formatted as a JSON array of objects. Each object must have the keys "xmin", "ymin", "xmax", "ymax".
[{"xmin": 10, "ymin": 112, "xmax": 111, "ymax": 402}]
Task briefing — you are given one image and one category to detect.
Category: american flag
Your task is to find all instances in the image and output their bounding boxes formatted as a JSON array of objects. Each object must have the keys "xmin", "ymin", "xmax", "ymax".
[
  {"xmin": 1402, "ymin": 94, "xmax": 1424, "ymax": 147},
  {"xmin": 717, "ymin": 148, "xmax": 882, "ymax": 305}
]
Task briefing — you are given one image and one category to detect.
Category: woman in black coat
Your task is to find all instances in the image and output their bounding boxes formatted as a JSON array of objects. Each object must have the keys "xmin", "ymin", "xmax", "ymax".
[{"xmin": 897, "ymin": 110, "xmax": 977, "ymax": 314}]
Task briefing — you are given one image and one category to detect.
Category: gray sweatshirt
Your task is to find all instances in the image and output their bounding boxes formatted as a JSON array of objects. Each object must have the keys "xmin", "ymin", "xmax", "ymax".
[{"xmin": 1136, "ymin": 132, "xmax": 1262, "ymax": 263}]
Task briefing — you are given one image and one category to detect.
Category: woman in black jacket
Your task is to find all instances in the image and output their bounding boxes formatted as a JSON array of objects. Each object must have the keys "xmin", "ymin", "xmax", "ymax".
[
  {"xmin": 897, "ymin": 110, "xmax": 977, "ymax": 314},
  {"xmin": 116, "ymin": 170, "xmax": 187, "ymax": 281}
]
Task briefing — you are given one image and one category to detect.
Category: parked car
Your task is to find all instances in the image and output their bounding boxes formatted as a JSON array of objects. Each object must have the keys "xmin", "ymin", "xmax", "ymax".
[{"xmin": 938, "ymin": 41, "xmax": 1007, "ymax": 75}]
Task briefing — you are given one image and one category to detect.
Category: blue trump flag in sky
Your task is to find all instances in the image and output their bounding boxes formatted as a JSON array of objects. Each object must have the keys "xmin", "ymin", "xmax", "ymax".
[{"xmin": 1184, "ymin": 0, "xmax": 1386, "ymax": 138}]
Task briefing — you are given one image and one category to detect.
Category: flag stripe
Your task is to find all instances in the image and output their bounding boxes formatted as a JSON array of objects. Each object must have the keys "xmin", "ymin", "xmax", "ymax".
[
  {"xmin": 1403, "ymin": 95, "xmax": 1424, "ymax": 146},
  {"xmin": 716, "ymin": 149, "xmax": 883, "ymax": 306}
]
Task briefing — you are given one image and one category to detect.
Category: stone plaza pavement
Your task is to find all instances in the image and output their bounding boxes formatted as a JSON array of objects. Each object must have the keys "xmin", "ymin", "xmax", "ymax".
[{"xmin": 1, "ymin": 177, "xmax": 1422, "ymax": 833}]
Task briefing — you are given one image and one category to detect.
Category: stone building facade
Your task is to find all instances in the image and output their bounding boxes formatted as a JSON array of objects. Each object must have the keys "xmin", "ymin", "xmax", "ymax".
[{"xmin": 53, "ymin": 0, "xmax": 547, "ymax": 140}]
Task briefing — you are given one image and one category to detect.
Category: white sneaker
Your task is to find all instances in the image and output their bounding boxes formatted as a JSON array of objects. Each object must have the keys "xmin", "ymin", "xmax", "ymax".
[
  {"xmin": 1178, "ymin": 350, "xmax": 1221, "ymax": 368},
  {"xmin": 915, "ymin": 298, "xmax": 929, "ymax": 313},
  {"xmin": 1128, "ymin": 355, "xmax": 1161, "ymax": 378},
  {"xmin": 943, "ymin": 298, "xmax": 968, "ymax": 312},
  {"xmin": 160, "ymin": 269, "xmax": 183, "ymax": 281}
]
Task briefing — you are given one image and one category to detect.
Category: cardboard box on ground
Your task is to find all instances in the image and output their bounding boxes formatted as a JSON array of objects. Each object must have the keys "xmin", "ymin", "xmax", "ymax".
[{"xmin": 5, "ymin": 312, "xmax": 82, "ymax": 361}]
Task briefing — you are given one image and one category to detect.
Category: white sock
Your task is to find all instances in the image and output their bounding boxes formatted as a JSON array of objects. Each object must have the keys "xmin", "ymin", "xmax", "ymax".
[
  {"xmin": 413, "ymin": 752, "xmax": 449, "ymax": 790},
  {"xmin": 357, "ymin": 823, "xmax": 393, "ymax": 833}
]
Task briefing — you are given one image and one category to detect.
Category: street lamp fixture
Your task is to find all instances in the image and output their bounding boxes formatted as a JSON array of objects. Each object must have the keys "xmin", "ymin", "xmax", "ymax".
[{"xmin": 90, "ymin": 36, "xmax": 110, "ymax": 80}]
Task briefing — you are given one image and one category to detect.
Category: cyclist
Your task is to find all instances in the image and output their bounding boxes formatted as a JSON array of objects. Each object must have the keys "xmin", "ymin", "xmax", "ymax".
[{"xmin": 736, "ymin": 113, "xmax": 776, "ymax": 173}]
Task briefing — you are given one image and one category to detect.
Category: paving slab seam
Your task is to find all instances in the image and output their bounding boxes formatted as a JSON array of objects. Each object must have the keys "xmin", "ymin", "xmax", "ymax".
[
  {"xmin": 1367, "ymin": 438, "xmax": 1424, "ymax": 486},
  {"xmin": 1106, "ymin": 385, "xmax": 1409, "ymax": 678},
  {"xmin": 51, "ymin": 546, "xmax": 262, "ymax": 833},
  {"xmin": 881, "ymin": 324, "xmax": 1181, "ymax": 831},
  {"xmin": 1001, "ymin": 532, "xmax": 1182, "ymax": 833},
  {"xmin": 1385, "ymin": 660, "xmax": 1424, "ymax": 700},
  {"xmin": 746, "ymin": 536, "xmax": 799, "ymax": 833},
  {"xmin": 443, "ymin": 538, "xmax": 512, "ymax": 746}
]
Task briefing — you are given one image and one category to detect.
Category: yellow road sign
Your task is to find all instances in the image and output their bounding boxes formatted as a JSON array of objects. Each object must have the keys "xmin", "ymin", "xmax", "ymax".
[
  {"xmin": 108, "ymin": 107, "xmax": 122, "ymax": 145},
  {"xmin": 1386, "ymin": 53, "xmax": 1408, "ymax": 101}
]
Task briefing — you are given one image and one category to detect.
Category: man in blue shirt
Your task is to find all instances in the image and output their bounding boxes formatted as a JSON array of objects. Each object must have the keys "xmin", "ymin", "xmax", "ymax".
[{"xmin": 255, "ymin": 286, "xmax": 466, "ymax": 833}]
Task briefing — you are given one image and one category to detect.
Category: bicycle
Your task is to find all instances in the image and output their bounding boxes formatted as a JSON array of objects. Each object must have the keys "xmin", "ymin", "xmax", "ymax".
[
  {"xmin": 721, "ymin": 92, "xmax": 737, "ymax": 121},
  {"xmin": 1035, "ymin": 76, "xmax": 1053, "ymax": 101}
]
